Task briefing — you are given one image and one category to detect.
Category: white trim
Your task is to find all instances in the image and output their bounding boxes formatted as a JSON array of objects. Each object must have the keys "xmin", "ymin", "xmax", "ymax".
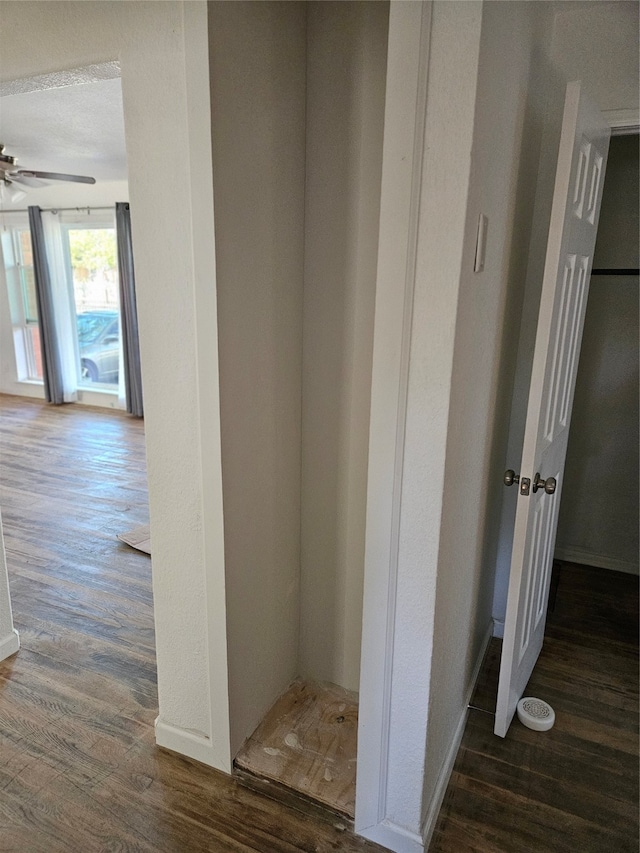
[
  {"xmin": 2, "ymin": 380, "xmax": 125, "ymax": 411},
  {"xmin": 154, "ymin": 717, "xmax": 219, "ymax": 767},
  {"xmin": 357, "ymin": 619, "xmax": 493, "ymax": 852},
  {"xmin": 2, "ymin": 381, "xmax": 46, "ymax": 400},
  {"xmin": 493, "ymin": 619, "xmax": 504, "ymax": 639},
  {"xmin": 356, "ymin": 0, "xmax": 432, "ymax": 843},
  {"xmin": 421, "ymin": 620, "xmax": 494, "ymax": 849},
  {"xmin": 554, "ymin": 547, "xmax": 638, "ymax": 576},
  {"xmin": 358, "ymin": 821, "xmax": 424, "ymax": 853},
  {"xmin": 603, "ymin": 108, "xmax": 640, "ymax": 136},
  {"xmin": 178, "ymin": 0, "xmax": 232, "ymax": 774},
  {"xmin": 0, "ymin": 629, "xmax": 20, "ymax": 662},
  {"xmin": 0, "ymin": 379, "xmax": 125, "ymax": 411},
  {"xmin": 75, "ymin": 388, "xmax": 125, "ymax": 411}
]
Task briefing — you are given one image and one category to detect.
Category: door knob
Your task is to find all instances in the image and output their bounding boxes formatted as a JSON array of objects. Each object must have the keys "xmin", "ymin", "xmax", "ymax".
[
  {"xmin": 532, "ymin": 473, "xmax": 556, "ymax": 494},
  {"xmin": 503, "ymin": 469, "xmax": 519, "ymax": 487},
  {"xmin": 504, "ymin": 470, "xmax": 531, "ymax": 495}
]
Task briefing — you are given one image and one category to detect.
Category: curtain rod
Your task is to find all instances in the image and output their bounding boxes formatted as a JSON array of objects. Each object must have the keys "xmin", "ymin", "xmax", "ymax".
[
  {"xmin": 591, "ymin": 268, "xmax": 639, "ymax": 276},
  {"xmin": 1, "ymin": 206, "xmax": 117, "ymax": 214}
]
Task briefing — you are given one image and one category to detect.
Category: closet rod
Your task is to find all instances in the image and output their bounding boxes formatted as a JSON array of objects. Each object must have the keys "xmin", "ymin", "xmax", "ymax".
[{"xmin": 591, "ymin": 268, "xmax": 639, "ymax": 276}]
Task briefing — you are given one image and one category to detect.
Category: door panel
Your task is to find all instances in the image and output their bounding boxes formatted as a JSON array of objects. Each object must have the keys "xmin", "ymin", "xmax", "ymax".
[{"xmin": 495, "ymin": 82, "xmax": 610, "ymax": 737}]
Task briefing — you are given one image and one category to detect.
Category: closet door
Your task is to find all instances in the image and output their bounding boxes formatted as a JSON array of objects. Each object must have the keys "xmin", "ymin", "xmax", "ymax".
[{"xmin": 495, "ymin": 81, "xmax": 610, "ymax": 737}]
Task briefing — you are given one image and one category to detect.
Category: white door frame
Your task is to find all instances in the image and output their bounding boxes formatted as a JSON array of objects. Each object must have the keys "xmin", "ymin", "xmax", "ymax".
[
  {"xmin": 603, "ymin": 108, "xmax": 640, "ymax": 136},
  {"xmin": 356, "ymin": 1, "xmax": 490, "ymax": 847},
  {"xmin": 0, "ymin": 1, "xmax": 231, "ymax": 769},
  {"xmin": 356, "ymin": 3, "xmax": 432, "ymax": 850}
]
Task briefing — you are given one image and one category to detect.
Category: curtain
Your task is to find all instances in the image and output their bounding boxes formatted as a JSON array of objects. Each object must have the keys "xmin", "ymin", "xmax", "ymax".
[
  {"xmin": 28, "ymin": 207, "xmax": 79, "ymax": 403},
  {"xmin": 42, "ymin": 212, "xmax": 78, "ymax": 402},
  {"xmin": 116, "ymin": 202, "xmax": 143, "ymax": 417},
  {"xmin": 28, "ymin": 206, "xmax": 64, "ymax": 403},
  {"xmin": 116, "ymin": 322, "xmax": 127, "ymax": 410}
]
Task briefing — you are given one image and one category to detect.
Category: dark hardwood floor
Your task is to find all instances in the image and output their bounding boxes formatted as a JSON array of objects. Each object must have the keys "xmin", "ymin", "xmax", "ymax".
[
  {"xmin": 3, "ymin": 394, "xmax": 637, "ymax": 853},
  {"xmin": 430, "ymin": 561, "xmax": 639, "ymax": 853},
  {"xmin": 0, "ymin": 395, "xmax": 384, "ymax": 853}
]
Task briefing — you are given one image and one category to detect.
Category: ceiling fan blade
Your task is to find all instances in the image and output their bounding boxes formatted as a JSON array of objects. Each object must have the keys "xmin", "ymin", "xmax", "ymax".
[
  {"xmin": 16, "ymin": 170, "xmax": 96, "ymax": 185},
  {"xmin": 10, "ymin": 174, "xmax": 50, "ymax": 188},
  {"xmin": 0, "ymin": 181, "xmax": 27, "ymax": 203}
]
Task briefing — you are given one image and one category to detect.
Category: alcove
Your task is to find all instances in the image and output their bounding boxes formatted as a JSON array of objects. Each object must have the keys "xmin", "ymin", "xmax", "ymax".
[{"xmin": 208, "ymin": 1, "xmax": 390, "ymax": 815}]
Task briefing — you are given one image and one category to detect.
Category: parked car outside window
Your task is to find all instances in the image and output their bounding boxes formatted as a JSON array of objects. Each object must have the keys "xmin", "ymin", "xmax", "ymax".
[{"xmin": 77, "ymin": 311, "xmax": 119, "ymax": 384}]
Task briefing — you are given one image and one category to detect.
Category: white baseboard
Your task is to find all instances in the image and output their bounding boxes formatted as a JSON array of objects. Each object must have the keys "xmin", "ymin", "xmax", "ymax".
[
  {"xmin": 356, "ymin": 622, "xmax": 494, "ymax": 853},
  {"xmin": 0, "ymin": 380, "xmax": 124, "ymax": 411},
  {"xmin": 0, "ymin": 629, "xmax": 20, "ymax": 662},
  {"xmin": 420, "ymin": 619, "xmax": 494, "ymax": 850},
  {"xmin": 554, "ymin": 547, "xmax": 639, "ymax": 576},
  {"xmin": 492, "ymin": 619, "xmax": 504, "ymax": 639},
  {"xmin": 154, "ymin": 717, "xmax": 231, "ymax": 773},
  {"xmin": 358, "ymin": 820, "xmax": 425, "ymax": 853},
  {"xmin": 76, "ymin": 388, "xmax": 125, "ymax": 411},
  {"xmin": 0, "ymin": 381, "xmax": 45, "ymax": 400}
]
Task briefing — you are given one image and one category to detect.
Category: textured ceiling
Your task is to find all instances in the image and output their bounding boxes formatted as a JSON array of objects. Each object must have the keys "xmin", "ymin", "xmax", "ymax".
[{"xmin": 0, "ymin": 77, "xmax": 127, "ymax": 182}]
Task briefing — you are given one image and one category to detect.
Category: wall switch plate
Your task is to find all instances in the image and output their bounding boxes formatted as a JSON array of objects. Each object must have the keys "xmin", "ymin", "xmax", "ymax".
[{"xmin": 474, "ymin": 213, "xmax": 488, "ymax": 272}]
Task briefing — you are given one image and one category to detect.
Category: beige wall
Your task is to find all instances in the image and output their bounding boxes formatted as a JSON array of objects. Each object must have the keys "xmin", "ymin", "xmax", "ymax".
[
  {"xmin": 208, "ymin": 0, "xmax": 388, "ymax": 744},
  {"xmin": 416, "ymin": 0, "xmax": 554, "ymax": 827},
  {"xmin": 551, "ymin": 1, "xmax": 639, "ymax": 113},
  {"xmin": 208, "ymin": 1, "xmax": 307, "ymax": 753},
  {"xmin": 300, "ymin": 0, "xmax": 389, "ymax": 691},
  {"xmin": 555, "ymin": 135, "xmax": 639, "ymax": 574}
]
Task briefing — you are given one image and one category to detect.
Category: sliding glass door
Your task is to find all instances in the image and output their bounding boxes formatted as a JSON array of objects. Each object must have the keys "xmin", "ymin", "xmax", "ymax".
[
  {"xmin": 1, "ymin": 209, "xmax": 124, "ymax": 400},
  {"xmin": 64, "ymin": 224, "xmax": 120, "ymax": 389}
]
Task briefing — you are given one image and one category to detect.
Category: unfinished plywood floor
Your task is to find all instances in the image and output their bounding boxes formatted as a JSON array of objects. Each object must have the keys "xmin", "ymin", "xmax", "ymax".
[{"xmin": 234, "ymin": 679, "xmax": 358, "ymax": 818}]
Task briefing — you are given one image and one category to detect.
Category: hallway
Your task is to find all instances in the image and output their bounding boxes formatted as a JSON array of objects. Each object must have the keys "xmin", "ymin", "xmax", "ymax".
[{"xmin": 430, "ymin": 561, "xmax": 639, "ymax": 852}]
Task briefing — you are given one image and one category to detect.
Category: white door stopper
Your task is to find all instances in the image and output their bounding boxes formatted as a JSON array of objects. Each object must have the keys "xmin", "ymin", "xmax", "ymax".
[{"xmin": 517, "ymin": 697, "xmax": 555, "ymax": 731}]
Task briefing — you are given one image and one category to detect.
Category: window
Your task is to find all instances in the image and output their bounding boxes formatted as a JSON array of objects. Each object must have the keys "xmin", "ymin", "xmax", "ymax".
[
  {"xmin": 64, "ymin": 226, "xmax": 120, "ymax": 388},
  {"xmin": 1, "ymin": 225, "xmax": 42, "ymax": 380},
  {"xmin": 1, "ymin": 212, "xmax": 122, "ymax": 394}
]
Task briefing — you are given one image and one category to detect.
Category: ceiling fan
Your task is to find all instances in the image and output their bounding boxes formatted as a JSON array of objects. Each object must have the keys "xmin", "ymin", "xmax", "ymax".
[{"xmin": 0, "ymin": 143, "xmax": 96, "ymax": 203}]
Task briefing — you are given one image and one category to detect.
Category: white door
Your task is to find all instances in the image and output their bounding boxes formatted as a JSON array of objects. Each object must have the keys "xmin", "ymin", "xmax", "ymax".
[{"xmin": 495, "ymin": 81, "xmax": 610, "ymax": 738}]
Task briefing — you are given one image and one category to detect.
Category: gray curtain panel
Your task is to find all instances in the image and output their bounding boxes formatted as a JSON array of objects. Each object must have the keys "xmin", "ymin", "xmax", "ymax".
[
  {"xmin": 116, "ymin": 202, "xmax": 144, "ymax": 417},
  {"xmin": 28, "ymin": 205, "xmax": 64, "ymax": 404}
]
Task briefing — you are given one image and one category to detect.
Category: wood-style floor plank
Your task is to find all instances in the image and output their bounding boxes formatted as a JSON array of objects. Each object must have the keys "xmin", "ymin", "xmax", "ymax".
[
  {"xmin": 0, "ymin": 395, "xmax": 384, "ymax": 853},
  {"xmin": 430, "ymin": 561, "xmax": 639, "ymax": 853}
]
